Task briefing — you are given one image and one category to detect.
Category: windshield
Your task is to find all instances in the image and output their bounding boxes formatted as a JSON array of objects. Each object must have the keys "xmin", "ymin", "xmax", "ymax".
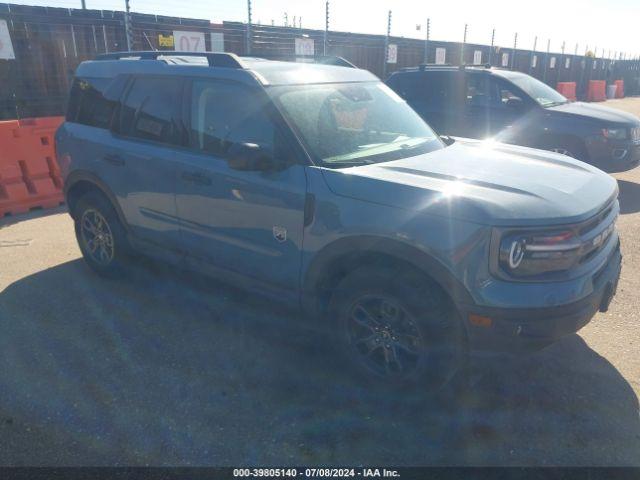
[
  {"xmin": 508, "ymin": 73, "xmax": 568, "ymax": 107},
  {"xmin": 272, "ymin": 82, "xmax": 443, "ymax": 167}
]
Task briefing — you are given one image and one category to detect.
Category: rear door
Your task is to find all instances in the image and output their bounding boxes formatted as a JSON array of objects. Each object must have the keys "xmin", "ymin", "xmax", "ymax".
[
  {"xmin": 106, "ymin": 75, "xmax": 185, "ymax": 251},
  {"xmin": 174, "ymin": 78, "xmax": 307, "ymax": 291}
]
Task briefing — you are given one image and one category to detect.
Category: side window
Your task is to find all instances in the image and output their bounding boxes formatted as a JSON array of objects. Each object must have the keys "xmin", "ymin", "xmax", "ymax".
[
  {"xmin": 492, "ymin": 79, "xmax": 524, "ymax": 108},
  {"xmin": 189, "ymin": 80, "xmax": 276, "ymax": 157},
  {"xmin": 67, "ymin": 77, "xmax": 116, "ymax": 129},
  {"xmin": 465, "ymin": 74, "xmax": 493, "ymax": 107},
  {"xmin": 120, "ymin": 77, "xmax": 183, "ymax": 145}
]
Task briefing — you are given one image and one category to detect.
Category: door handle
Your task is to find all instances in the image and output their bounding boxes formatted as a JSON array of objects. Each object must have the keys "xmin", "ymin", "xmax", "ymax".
[
  {"xmin": 181, "ymin": 171, "xmax": 212, "ymax": 186},
  {"xmin": 102, "ymin": 154, "xmax": 125, "ymax": 166}
]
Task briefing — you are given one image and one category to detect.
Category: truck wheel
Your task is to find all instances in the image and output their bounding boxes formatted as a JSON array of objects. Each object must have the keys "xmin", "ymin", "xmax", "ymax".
[
  {"xmin": 548, "ymin": 139, "xmax": 588, "ymax": 161},
  {"xmin": 73, "ymin": 191, "xmax": 130, "ymax": 278},
  {"xmin": 328, "ymin": 266, "xmax": 466, "ymax": 391}
]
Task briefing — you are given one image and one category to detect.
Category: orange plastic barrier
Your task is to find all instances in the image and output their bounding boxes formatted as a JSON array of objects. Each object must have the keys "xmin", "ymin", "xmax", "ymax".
[
  {"xmin": 614, "ymin": 79, "xmax": 625, "ymax": 98},
  {"xmin": 556, "ymin": 82, "xmax": 577, "ymax": 101},
  {"xmin": 587, "ymin": 80, "xmax": 606, "ymax": 102},
  {"xmin": 0, "ymin": 116, "xmax": 65, "ymax": 218}
]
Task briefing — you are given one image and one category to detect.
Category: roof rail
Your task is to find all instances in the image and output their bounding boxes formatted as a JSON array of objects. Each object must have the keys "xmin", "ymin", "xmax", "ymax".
[
  {"xmin": 242, "ymin": 54, "xmax": 356, "ymax": 68},
  {"xmin": 460, "ymin": 63, "xmax": 492, "ymax": 69},
  {"xmin": 94, "ymin": 51, "xmax": 245, "ymax": 69}
]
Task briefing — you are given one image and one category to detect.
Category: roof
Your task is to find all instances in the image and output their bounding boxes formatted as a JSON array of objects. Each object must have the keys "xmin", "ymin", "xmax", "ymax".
[{"xmin": 75, "ymin": 51, "xmax": 378, "ymax": 87}]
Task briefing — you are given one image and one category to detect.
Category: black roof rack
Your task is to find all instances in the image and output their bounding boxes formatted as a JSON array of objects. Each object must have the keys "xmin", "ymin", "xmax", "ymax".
[
  {"xmin": 241, "ymin": 54, "xmax": 356, "ymax": 68},
  {"xmin": 95, "ymin": 51, "xmax": 245, "ymax": 69}
]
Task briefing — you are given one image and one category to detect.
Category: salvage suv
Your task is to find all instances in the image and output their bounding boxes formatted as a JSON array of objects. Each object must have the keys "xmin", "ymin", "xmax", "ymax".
[{"xmin": 57, "ymin": 52, "xmax": 622, "ymax": 389}]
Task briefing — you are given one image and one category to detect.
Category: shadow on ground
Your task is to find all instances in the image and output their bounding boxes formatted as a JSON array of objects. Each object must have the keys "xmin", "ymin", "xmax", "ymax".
[
  {"xmin": 617, "ymin": 179, "xmax": 640, "ymax": 215},
  {"xmin": 0, "ymin": 258, "xmax": 638, "ymax": 466}
]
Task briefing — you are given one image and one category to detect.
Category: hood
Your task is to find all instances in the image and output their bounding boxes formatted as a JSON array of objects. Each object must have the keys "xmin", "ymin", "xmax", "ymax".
[
  {"xmin": 547, "ymin": 101, "xmax": 640, "ymax": 126},
  {"xmin": 320, "ymin": 139, "xmax": 618, "ymax": 227}
]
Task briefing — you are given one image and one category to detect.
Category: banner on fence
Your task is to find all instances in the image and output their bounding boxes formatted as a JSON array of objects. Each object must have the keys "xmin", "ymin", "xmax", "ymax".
[
  {"xmin": 550, "ymin": 56, "xmax": 556, "ymax": 69},
  {"xmin": 173, "ymin": 30, "xmax": 206, "ymax": 52},
  {"xmin": 473, "ymin": 50, "xmax": 482, "ymax": 64},
  {"xmin": 501, "ymin": 52, "xmax": 509, "ymax": 67},
  {"xmin": 158, "ymin": 34, "xmax": 174, "ymax": 48},
  {"xmin": 532, "ymin": 55, "xmax": 537, "ymax": 67},
  {"xmin": 0, "ymin": 19, "xmax": 15, "ymax": 59},
  {"xmin": 211, "ymin": 32, "xmax": 224, "ymax": 52},
  {"xmin": 295, "ymin": 37, "xmax": 315, "ymax": 55},
  {"xmin": 387, "ymin": 44, "xmax": 397, "ymax": 64},
  {"xmin": 435, "ymin": 47, "xmax": 446, "ymax": 64}
]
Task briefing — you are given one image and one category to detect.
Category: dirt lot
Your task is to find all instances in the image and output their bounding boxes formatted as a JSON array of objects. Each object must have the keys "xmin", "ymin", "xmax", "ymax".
[{"xmin": 1, "ymin": 99, "xmax": 640, "ymax": 466}]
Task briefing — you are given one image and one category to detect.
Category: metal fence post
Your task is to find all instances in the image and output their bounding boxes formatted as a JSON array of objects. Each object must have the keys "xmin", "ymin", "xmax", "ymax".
[
  {"xmin": 511, "ymin": 32, "xmax": 517, "ymax": 70},
  {"xmin": 246, "ymin": 0, "xmax": 252, "ymax": 54},
  {"xmin": 542, "ymin": 38, "xmax": 550, "ymax": 83},
  {"xmin": 529, "ymin": 36, "xmax": 537, "ymax": 75},
  {"xmin": 382, "ymin": 10, "xmax": 391, "ymax": 79},
  {"xmin": 423, "ymin": 18, "xmax": 430, "ymax": 64},
  {"xmin": 324, "ymin": 1, "xmax": 329, "ymax": 55},
  {"xmin": 461, "ymin": 23, "xmax": 467, "ymax": 65},
  {"xmin": 488, "ymin": 28, "xmax": 495, "ymax": 65},
  {"xmin": 124, "ymin": 0, "xmax": 133, "ymax": 51}
]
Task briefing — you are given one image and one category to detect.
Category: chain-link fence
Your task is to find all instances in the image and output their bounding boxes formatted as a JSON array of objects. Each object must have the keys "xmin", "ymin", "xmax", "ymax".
[{"xmin": 0, "ymin": 2, "xmax": 639, "ymax": 120}]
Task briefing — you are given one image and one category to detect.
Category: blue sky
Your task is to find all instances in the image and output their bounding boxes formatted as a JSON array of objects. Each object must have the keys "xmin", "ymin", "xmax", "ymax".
[{"xmin": 8, "ymin": 0, "xmax": 639, "ymax": 56}]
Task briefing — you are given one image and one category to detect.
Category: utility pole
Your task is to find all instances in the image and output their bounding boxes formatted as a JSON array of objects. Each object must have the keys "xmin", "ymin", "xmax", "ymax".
[
  {"xmin": 382, "ymin": 10, "xmax": 391, "ymax": 79},
  {"xmin": 560, "ymin": 40, "xmax": 565, "ymax": 80},
  {"xmin": 488, "ymin": 28, "xmax": 495, "ymax": 65},
  {"xmin": 284, "ymin": 13, "xmax": 288, "ymax": 27},
  {"xmin": 511, "ymin": 32, "xmax": 517, "ymax": 70},
  {"xmin": 124, "ymin": 0, "xmax": 133, "ymax": 51},
  {"xmin": 460, "ymin": 23, "xmax": 467, "ymax": 65},
  {"xmin": 423, "ymin": 18, "xmax": 430, "ymax": 64},
  {"xmin": 324, "ymin": 1, "xmax": 329, "ymax": 55},
  {"xmin": 529, "ymin": 36, "xmax": 537, "ymax": 74},
  {"xmin": 246, "ymin": 0, "xmax": 252, "ymax": 55},
  {"xmin": 81, "ymin": 0, "xmax": 86, "ymax": 8}
]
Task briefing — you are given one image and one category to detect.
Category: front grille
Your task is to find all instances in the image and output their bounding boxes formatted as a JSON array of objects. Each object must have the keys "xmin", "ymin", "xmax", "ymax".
[
  {"xmin": 577, "ymin": 202, "xmax": 618, "ymax": 265},
  {"xmin": 631, "ymin": 126, "xmax": 640, "ymax": 141}
]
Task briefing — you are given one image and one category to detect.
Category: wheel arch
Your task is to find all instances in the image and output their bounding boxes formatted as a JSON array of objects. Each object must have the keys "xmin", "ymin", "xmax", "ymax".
[
  {"xmin": 64, "ymin": 171, "xmax": 128, "ymax": 230},
  {"xmin": 301, "ymin": 235, "xmax": 473, "ymax": 318}
]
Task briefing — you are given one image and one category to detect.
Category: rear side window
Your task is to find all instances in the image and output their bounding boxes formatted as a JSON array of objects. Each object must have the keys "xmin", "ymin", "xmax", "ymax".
[
  {"xmin": 391, "ymin": 72, "xmax": 462, "ymax": 109},
  {"xmin": 119, "ymin": 76, "xmax": 183, "ymax": 145},
  {"xmin": 66, "ymin": 77, "xmax": 116, "ymax": 129}
]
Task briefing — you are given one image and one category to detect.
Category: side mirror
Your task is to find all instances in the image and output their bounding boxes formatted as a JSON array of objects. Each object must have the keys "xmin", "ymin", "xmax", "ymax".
[{"xmin": 226, "ymin": 142, "xmax": 279, "ymax": 172}]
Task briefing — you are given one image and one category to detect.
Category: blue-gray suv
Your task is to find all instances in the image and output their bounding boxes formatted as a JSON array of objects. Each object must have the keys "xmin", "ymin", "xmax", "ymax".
[{"xmin": 57, "ymin": 52, "xmax": 622, "ymax": 389}]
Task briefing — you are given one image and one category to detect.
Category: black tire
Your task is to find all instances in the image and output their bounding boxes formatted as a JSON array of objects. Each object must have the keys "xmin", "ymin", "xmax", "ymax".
[
  {"xmin": 73, "ymin": 190, "xmax": 130, "ymax": 278},
  {"xmin": 328, "ymin": 265, "xmax": 466, "ymax": 391}
]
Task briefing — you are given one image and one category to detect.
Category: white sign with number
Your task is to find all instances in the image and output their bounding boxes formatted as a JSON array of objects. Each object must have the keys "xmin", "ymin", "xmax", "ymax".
[
  {"xmin": 0, "ymin": 19, "xmax": 15, "ymax": 59},
  {"xmin": 565, "ymin": 57, "xmax": 570, "ymax": 69},
  {"xmin": 295, "ymin": 37, "xmax": 315, "ymax": 56},
  {"xmin": 435, "ymin": 47, "xmax": 446, "ymax": 64},
  {"xmin": 386, "ymin": 43, "xmax": 397, "ymax": 64},
  {"xmin": 550, "ymin": 56, "xmax": 556, "ymax": 69},
  {"xmin": 473, "ymin": 50, "xmax": 482, "ymax": 64},
  {"xmin": 501, "ymin": 52, "xmax": 509, "ymax": 67},
  {"xmin": 173, "ymin": 30, "xmax": 206, "ymax": 52},
  {"xmin": 531, "ymin": 55, "xmax": 537, "ymax": 68}
]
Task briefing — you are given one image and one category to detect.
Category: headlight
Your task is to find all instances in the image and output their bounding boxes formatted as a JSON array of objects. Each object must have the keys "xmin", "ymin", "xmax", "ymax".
[
  {"xmin": 602, "ymin": 128, "xmax": 627, "ymax": 140},
  {"xmin": 495, "ymin": 229, "xmax": 582, "ymax": 278}
]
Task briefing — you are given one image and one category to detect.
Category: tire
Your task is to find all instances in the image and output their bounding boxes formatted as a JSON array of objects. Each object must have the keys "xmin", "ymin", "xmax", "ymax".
[
  {"xmin": 73, "ymin": 190, "xmax": 130, "ymax": 278},
  {"xmin": 328, "ymin": 265, "xmax": 466, "ymax": 391}
]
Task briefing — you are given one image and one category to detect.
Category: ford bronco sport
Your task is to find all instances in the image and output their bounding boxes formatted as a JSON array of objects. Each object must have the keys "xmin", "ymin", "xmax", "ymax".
[{"xmin": 57, "ymin": 52, "xmax": 622, "ymax": 389}]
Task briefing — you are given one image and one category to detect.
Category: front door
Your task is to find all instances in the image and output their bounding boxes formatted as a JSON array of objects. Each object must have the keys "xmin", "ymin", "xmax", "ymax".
[{"xmin": 174, "ymin": 78, "xmax": 307, "ymax": 291}]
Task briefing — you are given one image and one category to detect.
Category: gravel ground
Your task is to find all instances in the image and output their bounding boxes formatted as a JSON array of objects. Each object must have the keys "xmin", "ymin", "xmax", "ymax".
[{"xmin": 1, "ymin": 99, "xmax": 640, "ymax": 466}]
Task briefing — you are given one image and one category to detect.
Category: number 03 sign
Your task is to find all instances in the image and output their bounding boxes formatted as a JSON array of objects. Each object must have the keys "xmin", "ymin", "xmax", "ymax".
[{"xmin": 173, "ymin": 30, "xmax": 206, "ymax": 52}]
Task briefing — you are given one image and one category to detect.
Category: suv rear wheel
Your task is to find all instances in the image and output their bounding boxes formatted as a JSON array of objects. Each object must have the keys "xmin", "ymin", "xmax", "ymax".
[
  {"xmin": 329, "ymin": 265, "xmax": 466, "ymax": 390},
  {"xmin": 73, "ymin": 191, "xmax": 129, "ymax": 277}
]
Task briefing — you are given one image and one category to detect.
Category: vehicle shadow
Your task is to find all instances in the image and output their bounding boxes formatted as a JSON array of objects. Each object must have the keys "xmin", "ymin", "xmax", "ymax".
[
  {"xmin": 617, "ymin": 179, "xmax": 640, "ymax": 215},
  {"xmin": 0, "ymin": 258, "xmax": 638, "ymax": 466},
  {"xmin": 0, "ymin": 205, "xmax": 68, "ymax": 230}
]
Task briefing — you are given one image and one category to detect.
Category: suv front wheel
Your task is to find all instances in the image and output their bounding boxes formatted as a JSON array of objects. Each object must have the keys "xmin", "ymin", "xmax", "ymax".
[
  {"xmin": 329, "ymin": 265, "xmax": 466, "ymax": 390},
  {"xmin": 73, "ymin": 191, "xmax": 129, "ymax": 277}
]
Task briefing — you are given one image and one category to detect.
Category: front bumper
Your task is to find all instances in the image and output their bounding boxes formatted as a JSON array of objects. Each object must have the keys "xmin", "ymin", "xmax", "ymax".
[{"xmin": 460, "ymin": 242, "xmax": 622, "ymax": 354}]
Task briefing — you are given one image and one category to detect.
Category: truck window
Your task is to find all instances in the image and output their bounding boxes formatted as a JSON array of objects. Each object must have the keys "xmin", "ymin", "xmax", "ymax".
[
  {"xmin": 119, "ymin": 76, "xmax": 183, "ymax": 145},
  {"xmin": 67, "ymin": 77, "xmax": 116, "ymax": 129}
]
